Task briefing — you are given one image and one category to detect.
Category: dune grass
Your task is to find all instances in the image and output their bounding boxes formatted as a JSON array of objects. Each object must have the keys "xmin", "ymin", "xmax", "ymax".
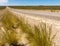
[
  {"xmin": 0, "ymin": 11, "xmax": 56, "ymax": 46},
  {"xmin": 18, "ymin": 17, "xmax": 56, "ymax": 46},
  {"xmin": 0, "ymin": 11, "xmax": 21, "ymax": 46}
]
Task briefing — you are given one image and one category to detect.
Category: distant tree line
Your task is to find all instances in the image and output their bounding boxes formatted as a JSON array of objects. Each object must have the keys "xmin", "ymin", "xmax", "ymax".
[{"xmin": 9, "ymin": 6, "xmax": 60, "ymax": 10}]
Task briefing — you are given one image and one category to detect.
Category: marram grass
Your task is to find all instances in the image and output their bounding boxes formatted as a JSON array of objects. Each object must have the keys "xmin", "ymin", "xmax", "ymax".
[
  {"xmin": 18, "ymin": 17, "xmax": 56, "ymax": 46},
  {"xmin": 0, "ymin": 11, "xmax": 21, "ymax": 46},
  {"xmin": 0, "ymin": 11, "xmax": 56, "ymax": 46}
]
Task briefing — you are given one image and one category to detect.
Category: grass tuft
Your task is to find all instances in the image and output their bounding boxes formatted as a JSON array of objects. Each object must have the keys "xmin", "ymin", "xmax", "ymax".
[
  {"xmin": 0, "ymin": 11, "xmax": 56, "ymax": 46},
  {"xmin": 18, "ymin": 17, "xmax": 56, "ymax": 46}
]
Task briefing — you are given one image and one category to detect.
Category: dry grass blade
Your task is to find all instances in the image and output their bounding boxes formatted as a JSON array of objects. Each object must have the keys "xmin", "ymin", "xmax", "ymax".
[
  {"xmin": 0, "ymin": 11, "xmax": 21, "ymax": 46},
  {"xmin": 18, "ymin": 17, "xmax": 56, "ymax": 46}
]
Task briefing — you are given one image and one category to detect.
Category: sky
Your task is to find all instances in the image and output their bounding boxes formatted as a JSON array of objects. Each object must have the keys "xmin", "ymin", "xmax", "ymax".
[{"xmin": 0, "ymin": 0, "xmax": 60, "ymax": 6}]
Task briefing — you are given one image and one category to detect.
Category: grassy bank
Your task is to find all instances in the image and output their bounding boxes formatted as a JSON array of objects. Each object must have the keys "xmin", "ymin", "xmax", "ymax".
[{"xmin": 0, "ymin": 10, "xmax": 56, "ymax": 46}]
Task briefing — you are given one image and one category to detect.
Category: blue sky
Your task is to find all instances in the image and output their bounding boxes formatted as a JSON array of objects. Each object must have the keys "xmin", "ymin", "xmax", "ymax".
[{"xmin": 0, "ymin": 0, "xmax": 60, "ymax": 6}]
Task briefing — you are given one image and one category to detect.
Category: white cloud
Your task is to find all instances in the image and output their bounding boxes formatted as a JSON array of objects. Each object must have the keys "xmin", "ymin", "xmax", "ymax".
[{"xmin": 0, "ymin": 0, "xmax": 8, "ymax": 4}]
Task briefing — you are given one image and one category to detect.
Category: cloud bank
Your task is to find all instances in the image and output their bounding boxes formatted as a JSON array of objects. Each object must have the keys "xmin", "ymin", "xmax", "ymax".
[{"xmin": 0, "ymin": 0, "xmax": 8, "ymax": 5}]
